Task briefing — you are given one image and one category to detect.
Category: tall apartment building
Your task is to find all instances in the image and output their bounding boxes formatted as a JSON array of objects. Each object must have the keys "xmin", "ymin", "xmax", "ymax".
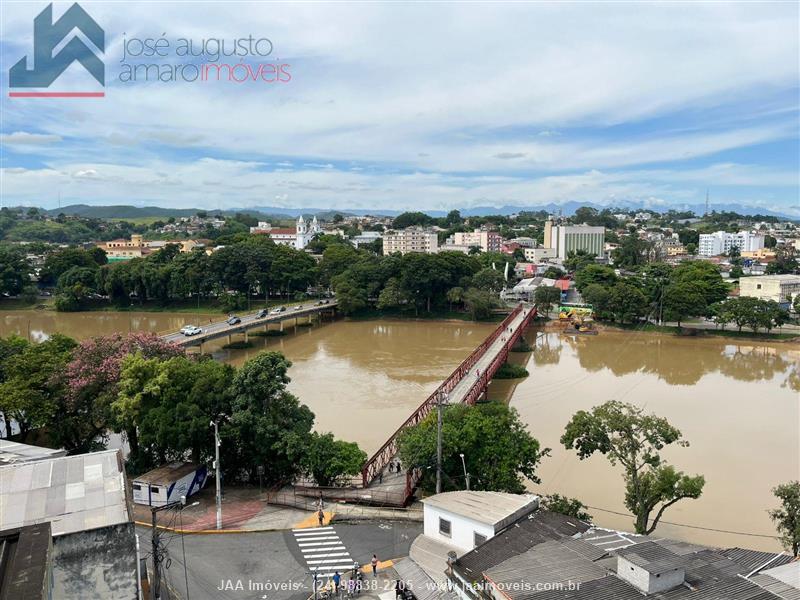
[
  {"xmin": 543, "ymin": 219, "xmax": 605, "ymax": 259},
  {"xmin": 445, "ymin": 229, "xmax": 503, "ymax": 253},
  {"xmin": 383, "ymin": 227, "xmax": 439, "ymax": 255},
  {"xmin": 698, "ymin": 231, "xmax": 765, "ymax": 256}
]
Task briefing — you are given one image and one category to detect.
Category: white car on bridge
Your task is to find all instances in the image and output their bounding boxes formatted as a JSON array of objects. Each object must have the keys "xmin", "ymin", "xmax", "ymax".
[{"xmin": 180, "ymin": 325, "xmax": 203, "ymax": 336}]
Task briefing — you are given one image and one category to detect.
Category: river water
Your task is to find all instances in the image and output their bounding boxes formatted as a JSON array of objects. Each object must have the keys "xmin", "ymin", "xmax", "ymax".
[{"xmin": 1, "ymin": 310, "xmax": 797, "ymax": 551}]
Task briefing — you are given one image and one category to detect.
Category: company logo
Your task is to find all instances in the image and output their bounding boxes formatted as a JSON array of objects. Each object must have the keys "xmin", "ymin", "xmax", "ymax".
[{"xmin": 9, "ymin": 3, "xmax": 105, "ymax": 98}]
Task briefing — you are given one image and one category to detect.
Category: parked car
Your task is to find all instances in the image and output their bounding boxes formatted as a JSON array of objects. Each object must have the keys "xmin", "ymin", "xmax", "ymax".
[
  {"xmin": 180, "ymin": 325, "xmax": 202, "ymax": 336},
  {"xmin": 226, "ymin": 315, "xmax": 241, "ymax": 325},
  {"xmin": 256, "ymin": 309, "xmax": 268, "ymax": 318}
]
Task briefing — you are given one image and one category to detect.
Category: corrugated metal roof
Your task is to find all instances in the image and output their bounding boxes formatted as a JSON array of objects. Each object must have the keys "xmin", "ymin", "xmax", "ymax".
[
  {"xmin": 0, "ymin": 440, "xmax": 66, "ymax": 466},
  {"xmin": 394, "ymin": 558, "xmax": 459, "ymax": 600},
  {"xmin": 423, "ymin": 492, "xmax": 538, "ymax": 528},
  {"xmin": 721, "ymin": 548, "xmax": 796, "ymax": 574},
  {"xmin": 751, "ymin": 572, "xmax": 800, "ymax": 600},
  {"xmin": 454, "ymin": 511, "xmax": 589, "ymax": 580},
  {"xmin": 133, "ymin": 461, "xmax": 201, "ymax": 485},
  {"xmin": 0, "ymin": 450, "xmax": 130, "ymax": 537}
]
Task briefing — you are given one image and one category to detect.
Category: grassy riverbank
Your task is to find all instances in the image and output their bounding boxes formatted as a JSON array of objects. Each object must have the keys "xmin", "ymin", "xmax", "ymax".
[{"xmin": 600, "ymin": 321, "xmax": 798, "ymax": 342}]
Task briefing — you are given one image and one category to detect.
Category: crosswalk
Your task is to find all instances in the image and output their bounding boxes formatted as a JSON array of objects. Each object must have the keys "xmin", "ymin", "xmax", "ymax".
[{"xmin": 292, "ymin": 526, "xmax": 357, "ymax": 578}]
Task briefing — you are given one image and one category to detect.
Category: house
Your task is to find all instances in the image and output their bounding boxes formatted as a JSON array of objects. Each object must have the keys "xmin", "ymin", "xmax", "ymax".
[
  {"xmin": 423, "ymin": 491, "xmax": 539, "ymax": 552},
  {"xmin": 408, "ymin": 491, "xmax": 539, "ymax": 587},
  {"xmin": 444, "ymin": 506, "xmax": 796, "ymax": 600},
  {"xmin": 0, "ymin": 449, "xmax": 139, "ymax": 599},
  {"xmin": 740, "ymin": 274, "xmax": 800, "ymax": 305},
  {"xmin": 132, "ymin": 461, "xmax": 208, "ymax": 507}
]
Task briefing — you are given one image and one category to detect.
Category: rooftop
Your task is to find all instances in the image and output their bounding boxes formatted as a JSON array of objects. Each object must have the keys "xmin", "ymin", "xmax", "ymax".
[
  {"xmin": 0, "ymin": 440, "xmax": 66, "ymax": 466},
  {"xmin": 0, "ymin": 450, "xmax": 130, "ymax": 537},
  {"xmin": 132, "ymin": 461, "xmax": 201, "ymax": 485},
  {"xmin": 422, "ymin": 491, "xmax": 538, "ymax": 528}
]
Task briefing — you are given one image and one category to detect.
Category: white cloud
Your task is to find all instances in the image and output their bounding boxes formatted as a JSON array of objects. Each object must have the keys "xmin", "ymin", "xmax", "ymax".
[
  {"xmin": 0, "ymin": 2, "xmax": 797, "ymax": 209},
  {"xmin": 1, "ymin": 131, "xmax": 62, "ymax": 145}
]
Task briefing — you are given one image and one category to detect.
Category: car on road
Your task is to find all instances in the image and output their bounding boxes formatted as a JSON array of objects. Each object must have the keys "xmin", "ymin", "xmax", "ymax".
[
  {"xmin": 270, "ymin": 306, "xmax": 286, "ymax": 314},
  {"xmin": 293, "ymin": 305, "xmax": 303, "ymax": 310},
  {"xmin": 321, "ymin": 299, "xmax": 330, "ymax": 304},
  {"xmin": 256, "ymin": 309, "xmax": 268, "ymax": 318},
  {"xmin": 180, "ymin": 325, "xmax": 203, "ymax": 336},
  {"xmin": 226, "ymin": 315, "xmax": 241, "ymax": 325}
]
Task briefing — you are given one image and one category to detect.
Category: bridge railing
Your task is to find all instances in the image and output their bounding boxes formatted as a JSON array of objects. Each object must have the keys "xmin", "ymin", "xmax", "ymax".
[{"xmin": 361, "ymin": 304, "xmax": 536, "ymax": 487}]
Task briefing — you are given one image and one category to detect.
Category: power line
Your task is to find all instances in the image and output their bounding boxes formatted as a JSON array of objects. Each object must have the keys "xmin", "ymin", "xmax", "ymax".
[{"xmin": 585, "ymin": 505, "xmax": 778, "ymax": 539}]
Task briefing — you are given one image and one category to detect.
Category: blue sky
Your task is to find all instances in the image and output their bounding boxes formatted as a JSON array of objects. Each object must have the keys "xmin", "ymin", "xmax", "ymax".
[{"xmin": 1, "ymin": 1, "xmax": 798, "ymax": 214}]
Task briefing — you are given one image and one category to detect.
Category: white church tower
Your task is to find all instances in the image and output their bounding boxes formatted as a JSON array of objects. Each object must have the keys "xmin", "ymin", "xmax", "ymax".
[{"xmin": 297, "ymin": 215, "xmax": 307, "ymax": 235}]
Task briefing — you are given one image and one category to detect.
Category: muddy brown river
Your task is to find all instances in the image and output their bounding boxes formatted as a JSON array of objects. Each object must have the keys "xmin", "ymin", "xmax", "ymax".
[{"xmin": 1, "ymin": 310, "xmax": 797, "ymax": 551}]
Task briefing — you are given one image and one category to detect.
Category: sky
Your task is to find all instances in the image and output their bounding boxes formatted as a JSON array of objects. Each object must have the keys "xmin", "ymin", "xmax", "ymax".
[{"xmin": 0, "ymin": 1, "xmax": 798, "ymax": 215}]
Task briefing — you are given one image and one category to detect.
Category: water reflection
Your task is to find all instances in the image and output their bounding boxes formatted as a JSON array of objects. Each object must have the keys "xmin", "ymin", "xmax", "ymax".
[{"xmin": 540, "ymin": 331, "xmax": 800, "ymax": 387}]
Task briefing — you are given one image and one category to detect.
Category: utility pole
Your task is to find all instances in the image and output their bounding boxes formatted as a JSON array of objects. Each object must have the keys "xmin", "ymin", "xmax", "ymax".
[
  {"xmin": 211, "ymin": 420, "xmax": 222, "ymax": 529},
  {"xmin": 436, "ymin": 391, "xmax": 446, "ymax": 494},
  {"xmin": 150, "ymin": 497, "xmax": 199, "ymax": 600}
]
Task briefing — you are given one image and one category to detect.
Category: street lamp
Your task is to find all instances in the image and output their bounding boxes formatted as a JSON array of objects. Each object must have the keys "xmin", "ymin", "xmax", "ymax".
[
  {"xmin": 210, "ymin": 420, "xmax": 222, "ymax": 530},
  {"xmin": 459, "ymin": 453, "xmax": 470, "ymax": 491}
]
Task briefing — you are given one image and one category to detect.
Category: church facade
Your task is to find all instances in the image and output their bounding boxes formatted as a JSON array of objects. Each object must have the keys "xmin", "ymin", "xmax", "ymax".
[{"xmin": 249, "ymin": 215, "xmax": 321, "ymax": 250}]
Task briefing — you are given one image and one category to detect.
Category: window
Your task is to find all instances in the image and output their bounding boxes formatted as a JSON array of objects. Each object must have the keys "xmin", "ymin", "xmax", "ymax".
[
  {"xmin": 757, "ymin": 284, "xmax": 762, "ymax": 289},
  {"xmin": 151, "ymin": 486, "xmax": 160, "ymax": 494},
  {"xmin": 132, "ymin": 484, "xmax": 141, "ymax": 491},
  {"xmin": 474, "ymin": 532, "xmax": 487, "ymax": 548},
  {"xmin": 439, "ymin": 518, "xmax": 451, "ymax": 537}
]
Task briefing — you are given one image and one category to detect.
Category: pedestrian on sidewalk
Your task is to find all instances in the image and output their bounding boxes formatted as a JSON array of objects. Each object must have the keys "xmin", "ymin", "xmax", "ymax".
[
  {"xmin": 347, "ymin": 577, "xmax": 356, "ymax": 598},
  {"xmin": 395, "ymin": 461, "xmax": 402, "ymax": 475},
  {"xmin": 388, "ymin": 462, "xmax": 394, "ymax": 474},
  {"xmin": 371, "ymin": 554, "xmax": 379, "ymax": 577},
  {"xmin": 318, "ymin": 508, "xmax": 325, "ymax": 527}
]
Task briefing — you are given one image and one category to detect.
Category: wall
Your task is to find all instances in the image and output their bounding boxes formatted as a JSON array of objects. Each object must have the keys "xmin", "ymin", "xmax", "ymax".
[
  {"xmin": 51, "ymin": 522, "xmax": 139, "ymax": 600},
  {"xmin": 423, "ymin": 505, "xmax": 495, "ymax": 552}
]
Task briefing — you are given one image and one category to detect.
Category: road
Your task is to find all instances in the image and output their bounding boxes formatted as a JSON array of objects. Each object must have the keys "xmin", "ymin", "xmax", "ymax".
[
  {"xmin": 141, "ymin": 521, "xmax": 421, "ymax": 600},
  {"xmin": 161, "ymin": 300, "xmax": 337, "ymax": 346}
]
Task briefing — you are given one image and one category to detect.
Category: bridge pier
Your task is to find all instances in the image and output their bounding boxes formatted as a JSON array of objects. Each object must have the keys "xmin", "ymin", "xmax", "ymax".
[{"xmin": 244, "ymin": 329, "xmax": 249, "ymax": 343}]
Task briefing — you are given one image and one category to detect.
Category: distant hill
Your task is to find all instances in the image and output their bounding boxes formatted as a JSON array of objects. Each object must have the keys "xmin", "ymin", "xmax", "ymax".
[{"xmin": 34, "ymin": 201, "xmax": 799, "ymax": 222}]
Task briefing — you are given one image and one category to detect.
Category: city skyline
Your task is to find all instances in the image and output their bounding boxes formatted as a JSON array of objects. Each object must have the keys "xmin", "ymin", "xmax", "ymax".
[{"xmin": 1, "ymin": 2, "xmax": 798, "ymax": 214}]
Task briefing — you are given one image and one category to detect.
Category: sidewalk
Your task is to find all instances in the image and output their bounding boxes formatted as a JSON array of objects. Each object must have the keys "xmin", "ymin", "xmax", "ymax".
[{"xmin": 133, "ymin": 485, "xmax": 422, "ymax": 533}]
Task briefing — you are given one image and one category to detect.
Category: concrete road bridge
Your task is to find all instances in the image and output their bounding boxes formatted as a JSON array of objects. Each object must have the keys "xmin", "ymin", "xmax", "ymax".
[
  {"xmin": 160, "ymin": 300, "xmax": 338, "ymax": 350},
  {"xmin": 282, "ymin": 303, "xmax": 537, "ymax": 509}
]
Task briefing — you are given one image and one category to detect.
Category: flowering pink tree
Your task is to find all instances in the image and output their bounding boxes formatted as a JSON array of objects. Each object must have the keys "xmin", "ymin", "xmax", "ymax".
[{"xmin": 57, "ymin": 332, "xmax": 184, "ymax": 454}]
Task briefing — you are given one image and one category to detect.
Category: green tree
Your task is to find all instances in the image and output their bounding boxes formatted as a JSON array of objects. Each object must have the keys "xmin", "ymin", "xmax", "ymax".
[
  {"xmin": 541, "ymin": 494, "xmax": 592, "ymax": 522},
  {"xmin": 608, "ymin": 282, "xmax": 648, "ymax": 323},
  {"xmin": 463, "ymin": 287, "xmax": 500, "ymax": 320},
  {"xmin": 534, "ymin": 285, "xmax": 561, "ymax": 316},
  {"xmin": 398, "ymin": 402, "xmax": 547, "ymax": 494},
  {"xmin": 612, "ymin": 235, "xmax": 651, "ymax": 269},
  {"xmin": 446, "ymin": 286, "xmax": 465, "ymax": 311},
  {"xmin": 302, "ymin": 432, "xmax": 367, "ymax": 486},
  {"xmin": 392, "ymin": 212, "xmax": 434, "ymax": 229},
  {"xmin": 766, "ymin": 247, "xmax": 799, "ymax": 275},
  {"xmin": 222, "ymin": 352, "xmax": 315, "ymax": 484},
  {"xmin": 662, "ymin": 282, "xmax": 707, "ymax": 326},
  {"xmin": 574, "ymin": 264, "xmax": 617, "ymax": 293},
  {"xmin": 581, "ymin": 283, "xmax": 613, "ymax": 321},
  {"xmin": 769, "ymin": 481, "xmax": 800, "ymax": 557},
  {"xmin": 377, "ymin": 277, "xmax": 411, "ymax": 311},
  {"xmin": 471, "ymin": 268, "xmax": 505, "ymax": 292},
  {"xmin": 561, "ymin": 401, "xmax": 705, "ymax": 534},
  {"xmin": 0, "ymin": 246, "xmax": 33, "ymax": 296},
  {"xmin": 563, "ymin": 250, "xmax": 595, "ymax": 273},
  {"xmin": 793, "ymin": 294, "xmax": 800, "ymax": 315},
  {"xmin": 0, "ymin": 334, "xmax": 77, "ymax": 441},
  {"xmin": 116, "ymin": 355, "xmax": 235, "ymax": 471},
  {"xmin": 541, "ymin": 266, "xmax": 564, "ymax": 279}
]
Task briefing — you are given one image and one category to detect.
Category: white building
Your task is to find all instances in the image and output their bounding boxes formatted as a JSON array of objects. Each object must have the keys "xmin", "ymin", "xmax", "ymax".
[
  {"xmin": 445, "ymin": 229, "xmax": 503, "ymax": 253},
  {"xmin": 698, "ymin": 231, "xmax": 765, "ymax": 256},
  {"xmin": 383, "ymin": 227, "xmax": 439, "ymax": 255},
  {"xmin": 523, "ymin": 247, "xmax": 557, "ymax": 262},
  {"xmin": 739, "ymin": 274, "xmax": 800, "ymax": 305},
  {"xmin": 543, "ymin": 219, "xmax": 605, "ymax": 260},
  {"xmin": 250, "ymin": 216, "xmax": 321, "ymax": 250},
  {"xmin": 351, "ymin": 231, "xmax": 383, "ymax": 248},
  {"xmin": 422, "ymin": 491, "xmax": 539, "ymax": 552}
]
